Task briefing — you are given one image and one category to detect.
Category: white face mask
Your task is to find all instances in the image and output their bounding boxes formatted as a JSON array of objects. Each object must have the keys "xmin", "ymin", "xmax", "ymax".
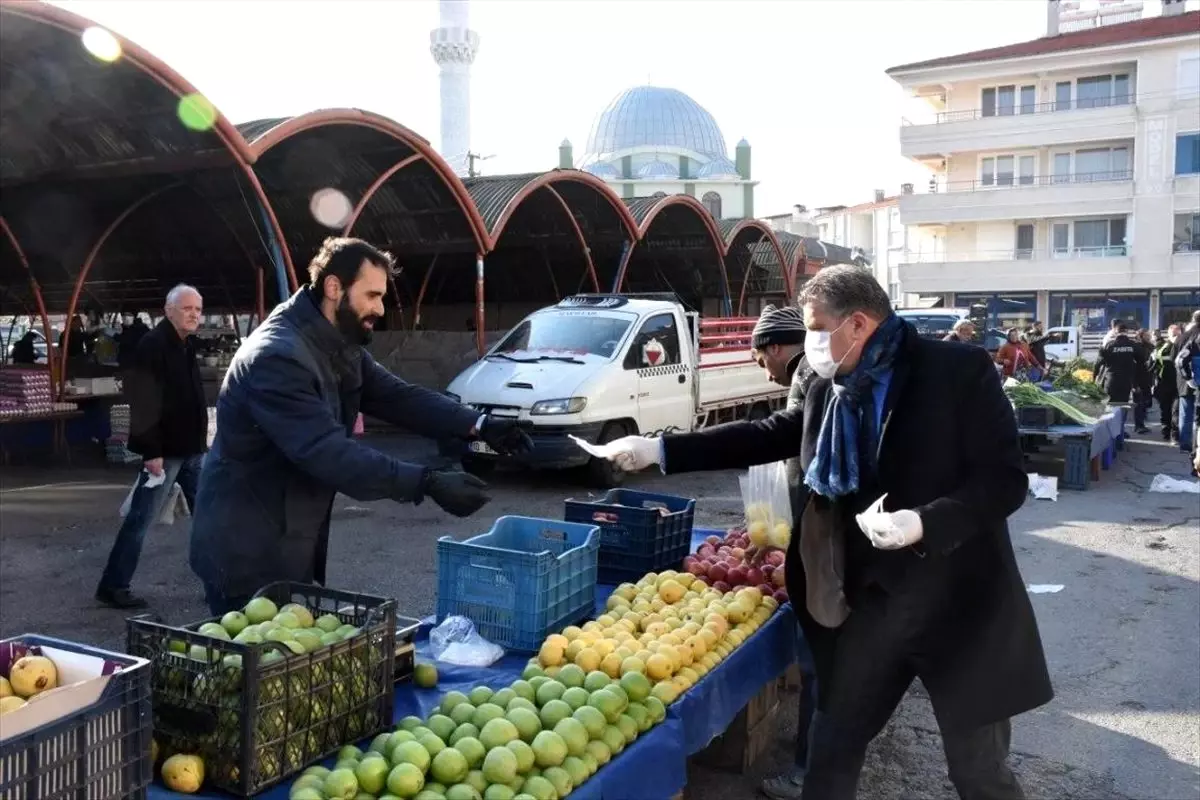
[{"xmin": 806, "ymin": 319, "xmax": 854, "ymax": 379}]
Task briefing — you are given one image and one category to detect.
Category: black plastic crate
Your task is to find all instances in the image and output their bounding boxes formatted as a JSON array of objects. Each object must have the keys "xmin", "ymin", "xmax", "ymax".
[
  {"xmin": 0, "ymin": 634, "xmax": 152, "ymax": 800},
  {"xmin": 564, "ymin": 489, "xmax": 695, "ymax": 584},
  {"xmin": 1016, "ymin": 405, "xmax": 1057, "ymax": 429},
  {"xmin": 126, "ymin": 583, "xmax": 396, "ymax": 796}
]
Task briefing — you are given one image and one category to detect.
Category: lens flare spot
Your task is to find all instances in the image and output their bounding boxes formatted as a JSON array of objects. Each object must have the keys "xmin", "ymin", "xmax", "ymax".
[
  {"xmin": 310, "ymin": 188, "xmax": 353, "ymax": 229},
  {"xmin": 81, "ymin": 27, "xmax": 122, "ymax": 63},
  {"xmin": 177, "ymin": 94, "xmax": 218, "ymax": 132}
]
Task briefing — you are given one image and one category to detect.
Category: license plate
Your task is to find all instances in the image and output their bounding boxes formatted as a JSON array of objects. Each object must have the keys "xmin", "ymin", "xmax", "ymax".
[{"xmin": 469, "ymin": 441, "xmax": 497, "ymax": 455}]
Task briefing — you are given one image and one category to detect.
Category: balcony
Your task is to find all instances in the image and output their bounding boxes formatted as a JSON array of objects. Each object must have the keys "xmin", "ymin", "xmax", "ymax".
[
  {"xmin": 899, "ymin": 246, "xmax": 1134, "ymax": 293},
  {"xmin": 900, "ymin": 171, "xmax": 1134, "ymax": 225},
  {"xmin": 901, "ymin": 96, "xmax": 1137, "ymax": 160}
]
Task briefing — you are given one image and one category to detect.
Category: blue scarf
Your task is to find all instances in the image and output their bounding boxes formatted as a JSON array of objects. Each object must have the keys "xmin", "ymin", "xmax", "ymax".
[{"xmin": 805, "ymin": 314, "xmax": 907, "ymax": 498}]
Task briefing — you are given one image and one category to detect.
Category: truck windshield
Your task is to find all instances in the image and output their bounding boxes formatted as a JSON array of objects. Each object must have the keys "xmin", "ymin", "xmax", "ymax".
[{"xmin": 493, "ymin": 312, "xmax": 634, "ymax": 359}]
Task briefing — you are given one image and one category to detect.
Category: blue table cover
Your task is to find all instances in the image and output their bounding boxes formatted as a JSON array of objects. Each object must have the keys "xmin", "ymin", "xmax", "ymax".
[{"xmin": 147, "ymin": 529, "xmax": 798, "ymax": 800}]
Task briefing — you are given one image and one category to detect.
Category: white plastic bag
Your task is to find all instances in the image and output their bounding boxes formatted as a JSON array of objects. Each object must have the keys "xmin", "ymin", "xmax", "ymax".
[
  {"xmin": 1148, "ymin": 474, "xmax": 1200, "ymax": 494},
  {"xmin": 741, "ymin": 461, "xmax": 792, "ymax": 553},
  {"xmin": 1027, "ymin": 473, "xmax": 1059, "ymax": 501},
  {"xmin": 117, "ymin": 474, "xmax": 190, "ymax": 525},
  {"xmin": 429, "ymin": 615, "xmax": 504, "ymax": 667}
]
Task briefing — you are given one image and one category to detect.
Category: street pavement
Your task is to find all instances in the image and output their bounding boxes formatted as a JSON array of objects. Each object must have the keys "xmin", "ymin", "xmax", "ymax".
[{"xmin": 0, "ymin": 426, "xmax": 1196, "ymax": 799}]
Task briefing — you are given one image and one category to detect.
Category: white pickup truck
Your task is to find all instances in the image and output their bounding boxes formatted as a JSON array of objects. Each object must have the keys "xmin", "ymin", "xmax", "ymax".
[{"xmin": 445, "ymin": 293, "xmax": 788, "ymax": 485}]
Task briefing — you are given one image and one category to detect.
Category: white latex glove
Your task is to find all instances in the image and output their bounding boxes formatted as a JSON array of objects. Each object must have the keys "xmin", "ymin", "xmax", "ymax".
[
  {"xmin": 606, "ymin": 435, "xmax": 662, "ymax": 472},
  {"xmin": 855, "ymin": 493, "xmax": 924, "ymax": 550}
]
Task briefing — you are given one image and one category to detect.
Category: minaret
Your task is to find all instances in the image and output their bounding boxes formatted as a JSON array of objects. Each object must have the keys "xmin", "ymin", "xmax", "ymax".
[{"xmin": 429, "ymin": 0, "xmax": 479, "ymax": 175}]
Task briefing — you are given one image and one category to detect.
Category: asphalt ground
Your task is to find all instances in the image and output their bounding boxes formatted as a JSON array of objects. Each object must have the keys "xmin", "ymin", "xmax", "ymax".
[{"xmin": 0, "ymin": 423, "xmax": 1197, "ymax": 799}]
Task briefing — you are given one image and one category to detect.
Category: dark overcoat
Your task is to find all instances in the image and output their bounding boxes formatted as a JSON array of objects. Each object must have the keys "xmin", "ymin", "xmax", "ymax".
[{"xmin": 663, "ymin": 331, "xmax": 1053, "ymax": 731}]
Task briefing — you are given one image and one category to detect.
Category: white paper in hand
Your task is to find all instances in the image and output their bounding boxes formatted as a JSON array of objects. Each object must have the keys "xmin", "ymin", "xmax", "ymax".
[
  {"xmin": 569, "ymin": 434, "xmax": 618, "ymax": 458},
  {"xmin": 143, "ymin": 470, "xmax": 166, "ymax": 489}
]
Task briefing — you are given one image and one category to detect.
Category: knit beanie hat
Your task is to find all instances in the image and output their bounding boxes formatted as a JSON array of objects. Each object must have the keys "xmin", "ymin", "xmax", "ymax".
[{"xmin": 751, "ymin": 304, "xmax": 806, "ymax": 350}]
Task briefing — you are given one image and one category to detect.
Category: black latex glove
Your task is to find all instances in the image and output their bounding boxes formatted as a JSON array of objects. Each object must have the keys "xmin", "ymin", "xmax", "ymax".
[
  {"xmin": 423, "ymin": 469, "xmax": 491, "ymax": 517},
  {"xmin": 479, "ymin": 416, "xmax": 534, "ymax": 456}
]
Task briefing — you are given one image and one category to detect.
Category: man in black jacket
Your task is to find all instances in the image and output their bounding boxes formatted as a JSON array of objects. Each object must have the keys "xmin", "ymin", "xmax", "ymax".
[
  {"xmin": 1097, "ymin": 321, "xmax": 1150, "ymax": 434},
  {"xmin": 1174, "ymin": 311, "xmax": 1200, "ymax": 462},
  {"xmin": 96, "ymin": 285, "xmax": 209, "ymax": 609},
  {"xmin": 190, "ymin": 238, "xmax": 532, "ymax": 615},
  {"xmin": 604, "ymin": 266, "xmax": 1051, "ymax": 800}
]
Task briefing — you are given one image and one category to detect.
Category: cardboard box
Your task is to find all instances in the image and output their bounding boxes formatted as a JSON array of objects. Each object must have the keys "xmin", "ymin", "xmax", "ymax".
[{"xmin": 0, "ymin": 642, "xmax": 136, "ymax": 742}]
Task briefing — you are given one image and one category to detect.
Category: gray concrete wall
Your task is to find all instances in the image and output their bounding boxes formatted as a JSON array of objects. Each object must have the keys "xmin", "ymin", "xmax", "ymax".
[{"xmin": 366, "ymin": 329, "xmax": 503, "ymax": 392}]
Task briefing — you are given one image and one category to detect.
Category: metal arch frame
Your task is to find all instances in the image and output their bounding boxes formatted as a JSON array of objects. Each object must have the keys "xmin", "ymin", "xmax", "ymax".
[
  {"xmin": 542, "ymin": 185, "xmax": 600, "ymax": 292},
  {"xmin": 243, "ymin": 109, "xmax": 491, "ymax": 257},
  {"xmin": 721, "ymin": 219, "xmax": 792, "ymax": 305},
  {"xmin": 58, "ymin": 182, "xmax": 264, "ymax": 391},
  {"xmin": 1, "ymin": 0, "xmax": 297, "ymax": 295},
  {"xmin": 0, "ymin": 216, "xmax": 57, "ymax": 391},
  {"xmin": 340, "ymin": 154, "xmax": 423, "ymax": 236},
  {"xmin": 613, "ymin": 194, "xmax": 731, "ymax": 307},
  {"xmin": 486, "ymin": 183, "xmax": 601, "ymax": 293},
  {"xmin": 484, "ymin": 170, "xmax": 640, "ymax": 249}
]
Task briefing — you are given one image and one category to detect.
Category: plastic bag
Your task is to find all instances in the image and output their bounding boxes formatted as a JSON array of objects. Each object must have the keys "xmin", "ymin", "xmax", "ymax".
[
  {"xmin": 429, "ymin": 615, "xmax": 504, "ymax": 667},
  {"xmin": 1027, "ymin": 473, "xmax": 1059, "ymax": 501},
  {"xmin": 1148, "ymin": 474, "xmax": 1200, "ymax": 494},
  {"xmin": 740, "ymin": 461, "xmax": 792, "ymax": 552},
  {"xmin": 117, "ymin": 476, "xmax": 190, "ymax": 525}
]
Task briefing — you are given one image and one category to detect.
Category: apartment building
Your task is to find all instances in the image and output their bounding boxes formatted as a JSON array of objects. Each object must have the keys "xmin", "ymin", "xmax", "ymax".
[{"xmin": 888, "ymin": 0, "xmax": 1200, "ymax": 332}]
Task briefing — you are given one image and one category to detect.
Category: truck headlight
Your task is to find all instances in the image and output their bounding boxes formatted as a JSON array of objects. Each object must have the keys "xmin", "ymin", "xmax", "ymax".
[{"xmin": 531, "ymin": 397, "xmax": 587, "ymax": 415}]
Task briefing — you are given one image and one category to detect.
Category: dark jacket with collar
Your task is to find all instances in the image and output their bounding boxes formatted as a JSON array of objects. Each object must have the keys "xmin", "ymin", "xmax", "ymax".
[
  {"xmin": 661, "ymin": 330, "xmax": 1052, "ymax": 731},
  {"xmin": 1097, "ymin": 333, "xmax": 1147, "ymax": 403},
  {"xmin": 126, "ymin": 319, "xmax": 207, "ymax": 460},
  {"xmin": 189, "ymin": 289, "xmax": 480, "ymax": 599}
]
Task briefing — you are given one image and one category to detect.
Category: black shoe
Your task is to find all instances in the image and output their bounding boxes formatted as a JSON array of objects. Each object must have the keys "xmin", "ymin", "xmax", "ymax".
[
  {"xmin": 1135, "ymin": 427, "xmax": 1150, "ymax": 435},
  {"xmin": 95, "ymin": 588, "xmax": 148, "ymax": 609}
]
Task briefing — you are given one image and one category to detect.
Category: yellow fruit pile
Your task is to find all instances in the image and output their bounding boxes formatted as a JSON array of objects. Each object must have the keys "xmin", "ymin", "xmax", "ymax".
[
  {"xmin": 532, "ymin": 569, "xmax": 778, "ymax": 706},
  {"xmin": 0, "ymin": 654, "xmax": 59, "ymax": 715}
]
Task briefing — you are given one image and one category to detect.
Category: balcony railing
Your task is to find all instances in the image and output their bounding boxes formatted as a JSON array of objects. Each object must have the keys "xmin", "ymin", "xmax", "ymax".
[
  {"xmin": 932, "ymin": 94, "xmax": 1134, "ymax": 124},
  {"xmin": 903, "ymin": 245, "xmax": 1129, "ymax": 263},
  {"xmin": 1174, "ymin": 240, "xmax": 1200, "ymax": 254},
  {"xmin": 921, "ymin": 169, "xmax": 1132, "ymax": 193}
]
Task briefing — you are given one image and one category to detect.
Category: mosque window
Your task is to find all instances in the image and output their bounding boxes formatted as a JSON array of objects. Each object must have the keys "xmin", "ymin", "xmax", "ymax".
[{"xmin": 702, "ymin": 191, "xmax": 722, "ymax": 219}]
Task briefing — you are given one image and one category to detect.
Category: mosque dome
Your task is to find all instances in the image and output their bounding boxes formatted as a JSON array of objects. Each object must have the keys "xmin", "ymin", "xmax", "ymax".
[
  {"xmin": 696, "ymin": 156, "xmax": 740, "ymax": 179},
  {"xmin": 636, "ymin": 159, "xmax": 679, "ymax": 179},
  {"xmin": 584, "ymin": 86, "xmax": 728, "ymax": 160},
  {"xmin": 584, "ymin": 162, "xmax": 620, "ymax": 179}
]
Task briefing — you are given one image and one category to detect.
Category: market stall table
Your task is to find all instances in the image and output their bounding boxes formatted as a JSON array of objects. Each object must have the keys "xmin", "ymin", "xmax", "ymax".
[
  {"xmin": 0, "ymin": 409, "xmax": 84, "ymax": 465},
  {"xmin": 147, "ymin": 529, "xmax": 799, "ymax": 800},
  {"xmin": 1018, "ymin": 413, "xmax": 1115, "ymax": 490}
]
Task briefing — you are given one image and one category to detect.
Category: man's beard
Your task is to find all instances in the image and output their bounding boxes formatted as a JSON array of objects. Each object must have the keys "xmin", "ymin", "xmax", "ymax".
[{"xmin": 335, "ymin": 296, "xmax": 378, "ymax": 345}]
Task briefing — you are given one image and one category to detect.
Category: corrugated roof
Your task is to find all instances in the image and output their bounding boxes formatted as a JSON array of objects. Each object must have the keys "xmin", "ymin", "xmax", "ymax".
[
  {"xmin": 0, "ymin": 6, "xmax": 233, "ymax": 186},
  {"xmin": 888, "ymin": 10, "xmax": 1199, "ymax": 74},
  {"xmin": 463, "ymin": 173, "xmax": 542, "ymax": 236},
  {"xmin": 623, "ymin": 196, "xmax": 662, "ymax": 227},
  {"xmin": 236, "ymin": 118, "xmax": 292, "ymax": 143}
]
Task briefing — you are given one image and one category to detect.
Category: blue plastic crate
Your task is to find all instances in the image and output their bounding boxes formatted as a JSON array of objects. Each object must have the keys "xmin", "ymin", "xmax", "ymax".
[
  {"xmin": 564, "ymin": 489, "xmax": 696, "ymax": 585},
  {"xmin": 0, "ymin": 634, "xmax": 152, "ymax": 800},
  {"xmin": 436, "ymin": 516, "xmax": 600, "ymax": 652}
]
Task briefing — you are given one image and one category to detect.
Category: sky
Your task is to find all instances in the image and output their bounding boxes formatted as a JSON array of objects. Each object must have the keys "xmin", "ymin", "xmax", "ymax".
[{"xmin": 48, "ymin": 0, "xmax": 1170, "ymax": 216}]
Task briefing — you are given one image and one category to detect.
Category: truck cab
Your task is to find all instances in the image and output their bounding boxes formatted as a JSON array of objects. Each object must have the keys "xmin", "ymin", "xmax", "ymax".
[{"xmin": 445, "ymin": 294, "xmax": 786, "ymax": 485}]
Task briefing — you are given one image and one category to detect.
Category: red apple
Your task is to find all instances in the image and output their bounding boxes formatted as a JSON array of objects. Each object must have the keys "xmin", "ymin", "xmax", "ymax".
[
  {"xmin": 682, "ymin": 555, "xmax": 697, "ymax": 568},
  {"xmin": 745, "ymin": 567, "xmax": 763, "ymax": 586},
  {"xmin": 772, "ymin": 569, "xmax": 786, "ymax": 587},
  {"xmin": 757, "ymin": 582, "xmax": 775, "ymax": 596},
  {"xmin": 717, "ymin": 546, "xmax": 731, "ymax": 556},
  {"xmin": 686, "ymin": 561, "xmax": 706, "ymax": 576},
  {"xmin": 713, "ymin": 580, "xmax": 731, "ymax": 593},
  {"xmin": 705, "ymin": 535, "xmax": 721, "ymax": 547},
  {"xmin": 766, "ymin": 550, "xmax": 785, "ymax": 567},
  {"xmin": 697, "ymin": 544, "xmax": 715, "ymax": 558},
  {"xmin": 708, "ymin": 563, "xmax": 728, "ymax": 583},
  {"xmin": 693, "ymin": 574, "xmax": 709, "ymax": 585},
  {"xmin": 773, "ymin": 589, "xmax": 789, "ymax": 604},
  {"xmin": 731, "ymin": 547, "xmax": 745, "ymax": 561},
  {"xmin": 727, "ymin": 566, "xmax": 747, "ymax": 586},
  {"xmin": 761, "ymin": 564, "xmax": 775, "ymax": 578}
]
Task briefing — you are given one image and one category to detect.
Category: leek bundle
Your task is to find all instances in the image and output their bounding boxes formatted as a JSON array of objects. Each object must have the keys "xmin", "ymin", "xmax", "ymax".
[{"xmin": 1006, "ymin": 382, "xmax": 1098, "ymax": 426}]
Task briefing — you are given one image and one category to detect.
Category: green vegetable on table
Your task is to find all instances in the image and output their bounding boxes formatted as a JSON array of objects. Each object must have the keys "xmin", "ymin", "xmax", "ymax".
[{"xmin": 1005, "ymin": 383, "xmax": 1098, "ymax": 426}]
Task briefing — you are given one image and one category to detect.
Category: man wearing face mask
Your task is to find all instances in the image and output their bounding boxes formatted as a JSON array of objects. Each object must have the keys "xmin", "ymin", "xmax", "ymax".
[
  {"xmin": 603, "ymin": 266, "xmax": 1051, "ymax": 800},
  {"xmin": 189, "ymin": 237, "xmax": 532, "ymax": 615}
]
